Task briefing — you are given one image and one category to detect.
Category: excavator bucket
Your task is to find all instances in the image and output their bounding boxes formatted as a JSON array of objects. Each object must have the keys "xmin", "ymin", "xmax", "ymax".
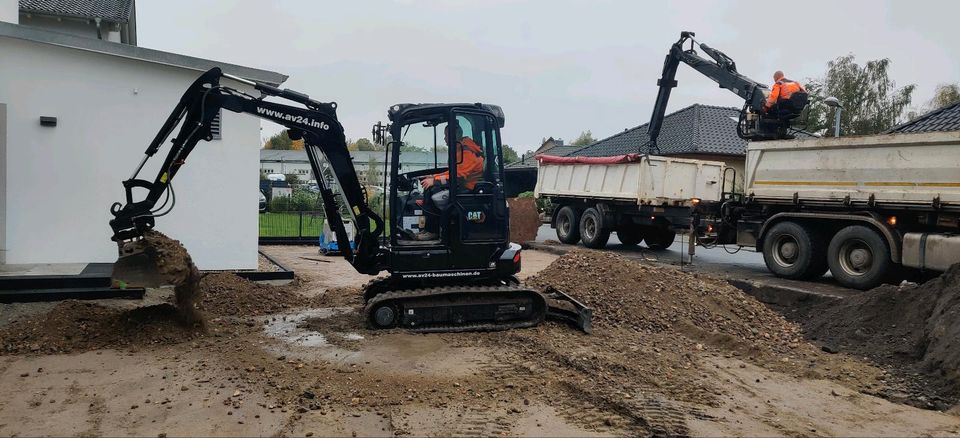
[{"xmin": 110, "ymin": 240, "xmax": 167, "ymax": 289}]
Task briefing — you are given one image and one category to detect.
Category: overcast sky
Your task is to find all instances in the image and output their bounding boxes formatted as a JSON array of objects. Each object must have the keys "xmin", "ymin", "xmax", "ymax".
[{"xmin": 138, "ymin": 0, "xmax": 960, "ymax": 154}]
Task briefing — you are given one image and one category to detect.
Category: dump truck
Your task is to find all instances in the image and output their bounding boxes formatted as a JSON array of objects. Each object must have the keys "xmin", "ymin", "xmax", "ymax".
[
  {"xmin": 535, "ymin": 153, "xmax": 727, "ymax": 249},
  {"xmin": 704, "ymin": 131, "xmax": 960, "ymax": 290}
]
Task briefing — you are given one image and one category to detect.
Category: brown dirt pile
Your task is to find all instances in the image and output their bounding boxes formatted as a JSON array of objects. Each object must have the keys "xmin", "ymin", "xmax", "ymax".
[
  {"xmin": 507, "ymin": 197, "xmax": 540, "ymax": 243},
  {"xmin": 199, "ymin": 273, "xmax": 310, "ymax": 317},
  {"xmin": 460, "ymin": 249, "xmax": 886, "ymax": 434},
  {"xmin": 525, "ymin": 249, "xmax": 806, "ymax": 354},
  {"xmin": 801, "ymin": 264, "xmax": 960, "ymax": 408},
  {"xmin": 141, "ymin": 230, "xmax": 202, "ymax": 324},
  {"xmin": 0, "ymin": 301, "xmax": 199, "ymax": 354}
]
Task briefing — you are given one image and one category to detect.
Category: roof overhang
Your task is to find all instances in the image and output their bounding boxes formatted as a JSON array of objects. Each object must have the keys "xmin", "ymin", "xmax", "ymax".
[{"xmin": 0, "ymin": 21, "xmax": 287, "ymax": 86}]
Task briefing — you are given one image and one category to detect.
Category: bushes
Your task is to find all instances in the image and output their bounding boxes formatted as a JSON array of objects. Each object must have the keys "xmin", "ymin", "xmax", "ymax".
[
  {"xmin": 269, "ymin": 189, "xmax": 322, "ymax": 212},
  {"xmin": 518, "ymin": 191, "xmax": 551, "ymax": 213}
]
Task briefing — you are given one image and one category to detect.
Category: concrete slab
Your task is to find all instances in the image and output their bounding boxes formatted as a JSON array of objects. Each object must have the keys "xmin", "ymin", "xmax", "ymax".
[{"xmin": 0, "ymin": 262, "xmax": 88, "ymax": 276}]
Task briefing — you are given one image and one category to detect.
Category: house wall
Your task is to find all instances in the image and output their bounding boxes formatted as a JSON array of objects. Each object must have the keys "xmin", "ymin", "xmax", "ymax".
[
  {"xmin": 0, "ymin": 0, "xmax": 15, "ymax": 24},
  {"xmin": 0, "ymin": 103, "xmax": 6, "ymax": 264},
  {"xmin": 674, "ymin": 153, "xmax": 746, "ymax": 193},
  {"xmin": 0, "ymin": 37, "xmax": 260, "ymax": 269},
  {"xmin": 19, "ymin": 15, "xmax": 125, "ymax": 43}
]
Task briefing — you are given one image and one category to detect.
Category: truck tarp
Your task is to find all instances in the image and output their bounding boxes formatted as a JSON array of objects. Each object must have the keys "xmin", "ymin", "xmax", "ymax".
[{"xmin": 536, "ymin": 154, "xmax": 643, "ymax": 164}]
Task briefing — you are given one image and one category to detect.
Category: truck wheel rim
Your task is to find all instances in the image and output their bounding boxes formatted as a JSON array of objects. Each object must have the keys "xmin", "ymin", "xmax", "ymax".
[
  {"xmin": 838, "ymin": 239, "xmax": 872, "ymax": 276},
  {"xmin": 558, "ymin": 215, "xmax": 571, "ymax": 236},
  {"xmin": 584, "ymin": 217, "xmax": 597, "ymax": 240},
  {"xmin": 772, "ymin": 235, "xmax": 799, "ymax": 267}
]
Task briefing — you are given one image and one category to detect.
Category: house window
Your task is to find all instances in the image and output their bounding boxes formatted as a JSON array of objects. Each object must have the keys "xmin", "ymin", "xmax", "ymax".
[{"xmin": 210, "ymin": 109, "xmax": 222, "ymax": 140}]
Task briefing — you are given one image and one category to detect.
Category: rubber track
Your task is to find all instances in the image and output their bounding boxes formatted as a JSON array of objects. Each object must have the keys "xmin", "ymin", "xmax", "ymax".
[{"xmin": 364, "ymin": 285, "xmax": 546, "ymax": 333}]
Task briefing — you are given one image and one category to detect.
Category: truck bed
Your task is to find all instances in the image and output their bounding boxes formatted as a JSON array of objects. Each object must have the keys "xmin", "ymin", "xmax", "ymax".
[
  {"xmin": 746, "ymin": 131, "xmax": 960, "ymax": 210},
  {"xmin": 535, "ymin": 154, "xmax": 726, "ymax": 205}
]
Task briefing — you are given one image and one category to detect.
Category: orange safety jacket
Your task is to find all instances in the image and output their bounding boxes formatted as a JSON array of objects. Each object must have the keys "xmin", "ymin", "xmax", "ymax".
[
  {"xmin": 766, "ymin": 78, "xmax": 805, "ymax": 109},
  {"xmin": 434, "ymin": 137, "xmax": 485, "ymax": 190}
]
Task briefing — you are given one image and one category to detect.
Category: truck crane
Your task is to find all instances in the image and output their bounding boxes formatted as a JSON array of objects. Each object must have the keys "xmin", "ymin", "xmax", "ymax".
[
  {"xmin": 646, "ymin": 31, "xmax": 808, "ymax": 154},
  {"xmin": 108, "ymin": 67, "xmax": 590, "ymax": 333}
]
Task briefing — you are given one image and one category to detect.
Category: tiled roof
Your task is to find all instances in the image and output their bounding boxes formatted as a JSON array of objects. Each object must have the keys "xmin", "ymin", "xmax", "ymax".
[
  {"xmin": 569, "ymin": 104, "xmax": 750, "ymax": 157},
  {"xmin": 886, "ymin": 102, "xmax": 960, "ymax": 134},
  {"xmin": 20, "ymin": 0, "xmax": 134, "ymax": 22}
]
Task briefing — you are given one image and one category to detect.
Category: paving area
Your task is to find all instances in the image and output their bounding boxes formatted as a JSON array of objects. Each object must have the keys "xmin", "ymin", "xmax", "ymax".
[{"xmin": 0, "ymin": 244, "xmax": 958, "ymax": 436}]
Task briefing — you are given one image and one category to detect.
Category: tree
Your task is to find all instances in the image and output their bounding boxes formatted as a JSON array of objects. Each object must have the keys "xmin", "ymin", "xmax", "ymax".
[
  {"xmin": 502, "ymin": 144, "xmax": 520, "ymax": 164},
  {"xmin": 804, "ymin": 55, "xmax": 916, "ymax": 136},
  {"xmin": 263, "ymin": 131, "xmax": 293, "ymax": 150},
  {"xmin": 571, "ymin": 130, "xmax": 596, "ymax": 146},
  {"xmin": 928, "ymin": 83, "xmax": 960, "ymax": 111},
  {"xmin": 284, "ymin": 173, "xmax": 301, "ymax": 186}
]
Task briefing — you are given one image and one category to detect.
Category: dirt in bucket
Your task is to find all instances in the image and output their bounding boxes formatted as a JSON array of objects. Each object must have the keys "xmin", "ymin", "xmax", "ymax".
[{"xmin": 139, "ymin": 230, "xmax": 203, "ymax": 325}]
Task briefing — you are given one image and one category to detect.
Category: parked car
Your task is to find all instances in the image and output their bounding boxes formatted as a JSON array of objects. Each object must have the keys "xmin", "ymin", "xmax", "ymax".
[{"xmin": 259, "ymin": 190, "xmax": 267, "ymax": 212}]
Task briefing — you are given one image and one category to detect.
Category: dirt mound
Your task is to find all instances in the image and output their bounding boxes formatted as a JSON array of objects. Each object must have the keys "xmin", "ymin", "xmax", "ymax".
[
  {"xmin": 457, "ymin": 249, "xmax": 886, "ymax": 433},
  {"xmin": 141, "ymin": 230, "xmax": 203, "ymax": 324},
  {"xmin": 199, "ymin": 273, "xmax": 310, "ymax": 316},
  {"xmin": 507, "ymin": 197, "xmax": 540, "ymax": 243},
  {"xmin": 525, "ymin": 249, "xmax": 805, "ymax": 354},
  {"xmin": 0, "ymin": 301, "xmax": 200, "ymax": 354},
  {"xmin": 802, "ymin": 264, "xmax": 960, "ymax": 407}
]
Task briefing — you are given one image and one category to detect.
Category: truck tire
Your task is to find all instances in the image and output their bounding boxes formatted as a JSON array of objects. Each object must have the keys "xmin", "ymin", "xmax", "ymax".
[
  {"xmin": 554, "ymin": 206, "xmax": 581, "ymax": 244},
  {"xmin": 644, "ymin": 227, "xmax": 676, "ymax": 251},
  {"xmin": 762, "ymin": 221, "xmax": 827, "ymax": 280},
  {"xmin": 579, "ymin": 208, "xmax": 610, "ymax": 249},
  {"xmin": 616, "ymin": 227, "xmax": 644, "ymax": 246},
  {"xmin": 827, "ymin": 225, "xmax": 893, "ymax": 290}
]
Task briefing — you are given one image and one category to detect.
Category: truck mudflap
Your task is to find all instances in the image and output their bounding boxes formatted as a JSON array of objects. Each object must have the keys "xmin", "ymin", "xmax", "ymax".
[{"xmin": 543, "ymin": 286, "xmax": 593, "ymax": 334}]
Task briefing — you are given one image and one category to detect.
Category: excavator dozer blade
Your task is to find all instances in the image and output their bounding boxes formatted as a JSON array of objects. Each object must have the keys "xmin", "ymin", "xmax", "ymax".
[{"xmin": 110, "ymin": 240, "xmax": 166, "ymax": 289}]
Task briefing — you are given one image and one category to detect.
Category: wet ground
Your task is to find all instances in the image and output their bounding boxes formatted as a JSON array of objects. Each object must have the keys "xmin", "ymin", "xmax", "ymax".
[{"xmin": 0, "ymin": 245, "xmax": 958, "ymax": 436}]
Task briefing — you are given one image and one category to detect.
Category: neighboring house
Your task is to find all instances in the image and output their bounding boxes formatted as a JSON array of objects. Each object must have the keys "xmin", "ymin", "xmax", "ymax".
[
  {"xmin": 259, "ymin": 149, "xmax": 444, "ymax": 189},
  {"xmin": 18, "ymin": 0, "xmax": 136, "ymax": 44},
  {"xmin": 885, "ymin": 102, "xmax": 960, "ymax": 134},
  {"xmin": 503, "ymin": 137, "xmax": 583, "ymax": 196},
  {"xmin": 0, "ymin": 8, "xmax": 286, "ymax": 270}
]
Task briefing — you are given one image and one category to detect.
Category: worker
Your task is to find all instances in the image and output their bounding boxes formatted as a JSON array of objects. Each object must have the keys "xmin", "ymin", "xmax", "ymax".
[
  {"xmin": 417, "ymin": 123, "xmax": 485, "ymax": 240},
  {"xmin": 764, "ymin": 71, "xmax": 805, "ymax": 117}
]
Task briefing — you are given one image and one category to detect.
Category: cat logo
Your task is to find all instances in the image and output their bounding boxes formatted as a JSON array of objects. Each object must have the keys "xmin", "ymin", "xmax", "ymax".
[{"xmin": 466, "ymin": 210, "xmax": 486, "ymax": 223}]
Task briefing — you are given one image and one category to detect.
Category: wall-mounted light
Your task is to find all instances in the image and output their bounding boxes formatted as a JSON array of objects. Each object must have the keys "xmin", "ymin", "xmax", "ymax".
[{"xmin": 39, "ymin": 116, "xmax": 57, "ymax": 127}]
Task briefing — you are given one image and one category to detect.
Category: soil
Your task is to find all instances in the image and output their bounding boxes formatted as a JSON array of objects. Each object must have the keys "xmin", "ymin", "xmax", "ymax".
[
  {"xmin": 798, "ymin": 263, "xmax": 960, "ymax": 410},
  {"xmin": 1, "ymin": 244, "xmax": 959, "ymax": 436},
  {"xmin": 0, "ymin": 301, "xmax": 199, "ymax": 354},
  {"xmin": 507, "ymin": 197, "xmax": 541, "ymax": 243},
  {"xmin": 141, "ymin": 231, "xmax": 203, "ymax": 324},
  {"xmin": 199, "ymin": 273, "xmax": 308, "ymax": 317}
]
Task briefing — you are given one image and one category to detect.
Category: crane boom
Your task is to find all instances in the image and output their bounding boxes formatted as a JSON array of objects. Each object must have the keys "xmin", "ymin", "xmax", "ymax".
[{"xmin": 647, "ymin": 32, "xmax": 799, "ymax": 154}]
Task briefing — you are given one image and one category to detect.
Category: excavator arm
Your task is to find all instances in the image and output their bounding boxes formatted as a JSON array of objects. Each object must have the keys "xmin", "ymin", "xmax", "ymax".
[
  {"xmin": 109, "ymin": 68, "xmax": 384, "ymax": 276},
  {"xmin": 647, "ymin": 32, "xmax": 788, "ymax": 153}
]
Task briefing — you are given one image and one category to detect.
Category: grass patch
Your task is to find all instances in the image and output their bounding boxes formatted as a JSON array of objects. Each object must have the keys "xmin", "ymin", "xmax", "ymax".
[{"xmin": 259, "ymin": 212, "xmax": 324, "ymax": 237}]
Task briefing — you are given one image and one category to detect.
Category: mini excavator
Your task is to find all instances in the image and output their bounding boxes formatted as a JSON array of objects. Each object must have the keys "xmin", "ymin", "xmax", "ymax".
[{"xmin": 108, "ymin": 67, "xmax": 591, "ymax": 333}]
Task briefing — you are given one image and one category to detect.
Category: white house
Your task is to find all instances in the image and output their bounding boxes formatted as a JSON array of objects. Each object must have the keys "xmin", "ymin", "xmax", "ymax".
[{"xmin": 0, "ymin": 0, "xmax": 287, "ymax": 270}]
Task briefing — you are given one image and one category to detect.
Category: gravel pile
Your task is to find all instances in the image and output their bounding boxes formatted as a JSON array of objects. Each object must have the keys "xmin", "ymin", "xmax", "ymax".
[{"xmin": 525, "ymin": 249, "xmax": 805, "ymax": 354}]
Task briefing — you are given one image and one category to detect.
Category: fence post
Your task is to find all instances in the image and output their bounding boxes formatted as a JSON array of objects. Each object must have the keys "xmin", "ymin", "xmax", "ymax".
[{"xmin": 298, "ymin": 210, "xmax": 304, "ymax": 239}]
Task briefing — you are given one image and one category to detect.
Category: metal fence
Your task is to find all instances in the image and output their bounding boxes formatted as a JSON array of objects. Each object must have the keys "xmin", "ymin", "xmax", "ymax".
[{"xmin": 259, "ymin": 210, "xmax": 325, "ymax": 243}]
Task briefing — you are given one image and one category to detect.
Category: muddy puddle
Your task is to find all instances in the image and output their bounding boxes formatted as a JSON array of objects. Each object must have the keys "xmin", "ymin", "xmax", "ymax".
[{"xmin": 261, "ymin": 307, "xmax": 488, "ymax": 377}]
